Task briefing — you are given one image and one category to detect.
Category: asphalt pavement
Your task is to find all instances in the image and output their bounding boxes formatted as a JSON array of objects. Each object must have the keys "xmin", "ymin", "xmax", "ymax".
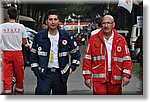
[{"xmin": 24, "ymin": 46, "xmax": 143, "ymax": 95}]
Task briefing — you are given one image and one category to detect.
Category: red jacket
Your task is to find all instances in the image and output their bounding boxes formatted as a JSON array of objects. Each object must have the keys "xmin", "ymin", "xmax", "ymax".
[{"xmin": 82, "ymin": 29, "xmax": 132, "ymax": 84}]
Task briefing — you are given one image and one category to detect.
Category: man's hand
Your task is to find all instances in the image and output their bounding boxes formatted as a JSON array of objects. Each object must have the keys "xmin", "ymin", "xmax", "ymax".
[
  {"xmin": 85, "ymin": 79, "xmax": 92, "ymax": 89},
  {"xmin": 69, "ymin": 68, "xmax": 72, "ymax": 75},
  {"xmin": 122, "ymin": 77, "xmax": 130, "ymax": 87},
  {"xmin": 31, "ymin": 67, "xmax": 46, "ymax": 79}
]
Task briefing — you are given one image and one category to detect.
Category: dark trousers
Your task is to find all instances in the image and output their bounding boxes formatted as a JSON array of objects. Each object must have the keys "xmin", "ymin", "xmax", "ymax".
[{"xmin": 35, "ymin": 71, "xmax": 67, "ymax": 95}]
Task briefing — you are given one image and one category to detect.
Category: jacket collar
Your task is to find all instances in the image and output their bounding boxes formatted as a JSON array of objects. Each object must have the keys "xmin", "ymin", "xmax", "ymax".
[
  {"xmin": 98, "ymin": 29, "xmax": 121, "ymax": 43},
  {"xmin": 43, "ymin": 28, "xmax": 64, "ymax": 38}
]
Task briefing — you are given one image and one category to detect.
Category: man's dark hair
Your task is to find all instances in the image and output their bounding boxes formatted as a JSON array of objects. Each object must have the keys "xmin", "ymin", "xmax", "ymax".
[
  {"xmin": 7, "ymin": 7, "xmax": 18, "ymax": 19},
  {"xmin": 94, "ymin": 16, "xmax": 102, "ymax": 27},
  {"xmin": 46, "ymin": 9, "xmax": 59, "ymax": 19}
]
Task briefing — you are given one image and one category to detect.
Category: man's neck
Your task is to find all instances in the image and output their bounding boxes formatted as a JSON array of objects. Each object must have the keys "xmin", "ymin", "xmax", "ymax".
[
  {"xmin": 9, "ymin": 19, "xmax": 16, "ymax": 23},
  {"xmin": 103, "ymin": 33, "xmax": 112, "ymax": 40},
  {"xmin": 49, "ymin": 29, "xmax": 58, "ymax": 36}
]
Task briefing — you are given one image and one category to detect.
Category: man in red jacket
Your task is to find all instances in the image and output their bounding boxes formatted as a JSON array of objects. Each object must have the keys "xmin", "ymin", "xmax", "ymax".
[{"xmin": 82, "ymin": 15, "xmax": 132, "ymax": 95}]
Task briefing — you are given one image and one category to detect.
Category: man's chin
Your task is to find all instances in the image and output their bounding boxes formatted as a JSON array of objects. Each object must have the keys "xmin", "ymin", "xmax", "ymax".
[
  {"xmin": 103, "ymin": 31, "xmax": 111, "ymax": 34},
  {"xmin": 50, "ymin": 27, "xmax": 57, "ymax": 30}
]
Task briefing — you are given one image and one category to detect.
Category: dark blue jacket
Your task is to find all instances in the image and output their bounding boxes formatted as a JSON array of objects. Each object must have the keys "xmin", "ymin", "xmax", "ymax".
[{"xmin": 30, "ymin": 28, "xmax": 80, "ymax": 82}]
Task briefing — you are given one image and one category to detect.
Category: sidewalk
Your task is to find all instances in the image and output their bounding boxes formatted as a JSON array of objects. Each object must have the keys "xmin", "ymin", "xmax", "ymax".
[
  {"xmin": 122, "ymin": 74, "xmax": 143, "ymax": 95},
  {"xmin": 67, "ymin": 65, "xmax": 143, "ymax": 95},
  {"xmin": 67, "ymin": 46, "xmax": 143, "ymax": 95},
  {"xmin": 24, "ymin": 66, "xmax": 143, "ymax": 95},
  {"xmin": 23, "ymin": 46, "xmax": 143, "ymax": 95}
]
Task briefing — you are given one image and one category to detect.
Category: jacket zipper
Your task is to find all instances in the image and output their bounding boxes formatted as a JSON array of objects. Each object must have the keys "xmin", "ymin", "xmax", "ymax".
[{"xmin": 105, "ymin": 50, "xmax": 107, "ymax": 80}]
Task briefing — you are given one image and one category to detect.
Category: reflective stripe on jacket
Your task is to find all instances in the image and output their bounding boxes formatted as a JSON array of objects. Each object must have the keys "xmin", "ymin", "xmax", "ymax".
[{"xmin": 82, "ymin": 29, "xmax": 132, "ymax": 84}]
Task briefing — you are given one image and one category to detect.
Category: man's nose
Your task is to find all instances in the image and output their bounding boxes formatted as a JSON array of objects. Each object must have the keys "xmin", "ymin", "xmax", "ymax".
[
  {"xmin": 50, "ymin": 19, "xmax": 56, "ymax": 23},
  {"xmin": 103, "ymin": 23, "xmax": 108, "ymax": 27}
]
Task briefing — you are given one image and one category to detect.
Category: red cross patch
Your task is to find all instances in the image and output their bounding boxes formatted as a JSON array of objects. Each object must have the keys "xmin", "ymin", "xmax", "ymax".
[
  {"xmin": 62, "ymin": 40, "xmax": 67, "ymax": 45},
  {"xmin": 117, "ymin": 46, "xmax": 122, "ymax": 52}
]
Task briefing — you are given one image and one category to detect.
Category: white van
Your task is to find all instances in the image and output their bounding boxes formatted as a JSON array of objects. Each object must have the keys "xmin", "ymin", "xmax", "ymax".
[{"xmin": 130, "ymin": 24, "xmax": 143, "ymax": 52}]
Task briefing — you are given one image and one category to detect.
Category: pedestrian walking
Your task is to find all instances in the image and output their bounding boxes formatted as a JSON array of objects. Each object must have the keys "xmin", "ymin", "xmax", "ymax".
[
  {"xmin": 30, "ymin": 9, "xmax": 80, "ymax": 95},
  {"xmin": 82, "ymin": 15, "xmax": 132, "ymax": 95},
  {"xmin": 0, "ymin": 7, "xmax": 27, "ymax": 95}
]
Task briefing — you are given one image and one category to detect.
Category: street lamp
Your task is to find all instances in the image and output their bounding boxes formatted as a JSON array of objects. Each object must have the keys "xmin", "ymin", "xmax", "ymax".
[
  {"xmin": 63, "ymin": 17, "xmax": 67, "ymax": 30},
  {"xmin": 77, "ymin": 15, "xmax": 81, "ymax": 34},
  {"xmin": 71, "ymin": 13, "xmax": 81, "ymax": 34}
]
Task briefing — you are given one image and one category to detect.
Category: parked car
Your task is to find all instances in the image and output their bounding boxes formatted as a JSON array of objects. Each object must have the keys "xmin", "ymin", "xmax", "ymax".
[
  {"xmin": 22, "ymin": 27, "xmax": 37, "ymax": 67},
  {"xmin": 25, "ymin": 27, "xmax": 37, "ymax": 48},
  {"xmin": 17, "ymin": 15, "xmax": 37, "ymax": 67}
]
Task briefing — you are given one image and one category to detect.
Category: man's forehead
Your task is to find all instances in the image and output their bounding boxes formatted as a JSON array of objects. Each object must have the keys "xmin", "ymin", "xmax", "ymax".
[
  {"xmin": 48, "ymin": 15, "xmax": 58, "ymax": 18},
  {"xmin": 102, "ymin": 15, "xmax": 114, "ymax": 22}
]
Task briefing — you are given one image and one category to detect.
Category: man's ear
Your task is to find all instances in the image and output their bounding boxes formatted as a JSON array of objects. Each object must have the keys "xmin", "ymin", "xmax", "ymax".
[
  {"xmin": 113, "ymin": 22, "xmax": 115, "ymax": 28},
  {"xmin": 46, "ymin": 20, "xmax": 48, "ymax": 24}
]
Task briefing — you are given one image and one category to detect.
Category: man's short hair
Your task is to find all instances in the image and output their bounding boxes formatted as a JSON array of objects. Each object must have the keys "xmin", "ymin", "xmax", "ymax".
[
  {"xmin": 7, "ymin": 7, "xmax": 18, "ymax": 19},
  {"xmin": 94, "ymin": 14, "xmax": 102, "ymax": 27},
  {"xmin": 94, "ymin": 16, "xmax": 102, "ymax": 27},
  {"xmin": 46, "ymin": 9, "xmax": 59, "ymax": 19}
]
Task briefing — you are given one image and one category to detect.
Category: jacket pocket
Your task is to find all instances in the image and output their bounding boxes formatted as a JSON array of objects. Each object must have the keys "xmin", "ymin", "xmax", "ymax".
[
  {"xmin": 92, "ymin": 64, "xmax": 101, "ymax": 70},
  {"xmin": 113, "ymin": 65, "xmax": 122, "ymax": 75},
  {"xmin": 116, "ymin": 65, "xmax": 122, "ymax": 71},
  {"xmin": 92, "ymin": 63, "xmax": 105, "ymax": 74}
]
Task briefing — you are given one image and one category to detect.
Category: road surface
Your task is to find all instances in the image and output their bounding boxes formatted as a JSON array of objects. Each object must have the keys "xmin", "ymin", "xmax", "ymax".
[{"xmin": 23, "ymin": 46, "xmax": 142, "ymax": 95}]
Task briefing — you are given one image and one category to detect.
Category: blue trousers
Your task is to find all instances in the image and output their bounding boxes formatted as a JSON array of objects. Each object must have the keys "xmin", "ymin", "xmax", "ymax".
[{"xmin": 35, "ymin": 71, "xmax": 67, "ymax": 95}]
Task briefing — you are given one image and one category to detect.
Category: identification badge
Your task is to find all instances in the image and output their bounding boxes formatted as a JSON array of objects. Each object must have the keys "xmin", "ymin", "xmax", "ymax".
[{"xmin": 49, "ymin": 51, "xmax": 54, "ymax": 62}]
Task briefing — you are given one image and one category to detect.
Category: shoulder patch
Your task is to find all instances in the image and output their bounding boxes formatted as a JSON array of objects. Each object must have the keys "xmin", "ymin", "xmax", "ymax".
[{"xmin": 70, "ymin": 36, "xmax": 73, "ymax": 39}]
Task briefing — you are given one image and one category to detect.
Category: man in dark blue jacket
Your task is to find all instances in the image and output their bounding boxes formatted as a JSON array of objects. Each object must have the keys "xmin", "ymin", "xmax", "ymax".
[{"xmin": 30, "ymin": 9, "xmax": 80, "ymax": 95}]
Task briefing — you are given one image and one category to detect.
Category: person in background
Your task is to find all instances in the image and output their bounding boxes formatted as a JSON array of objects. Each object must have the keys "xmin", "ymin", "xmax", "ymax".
[
  {"xmin": 134, "ymin": 34, "xmax": 143, "ymax": 68},
  {"xmin": 30, "ymin": 9, "xmax": 80, "ymax": 95},
  {"xmin": 0, "ymin": 7, "xmax": 27, "ymax": 95},
  {"xmin": 82, "ymin": 15, "xmax": 132, "ymax": 95},
  {"xmin": 40, "ymin": 23, "xmax": 48, "ymax": 30},
  {"xmin": 90, "ymin": 14, "xmax": 102, "ymax": 36}
]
